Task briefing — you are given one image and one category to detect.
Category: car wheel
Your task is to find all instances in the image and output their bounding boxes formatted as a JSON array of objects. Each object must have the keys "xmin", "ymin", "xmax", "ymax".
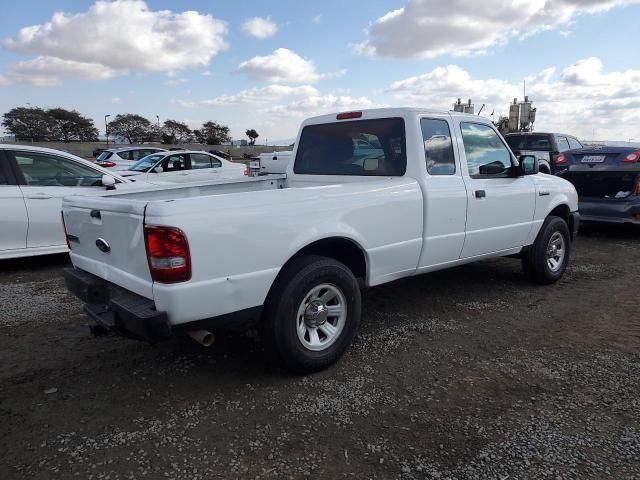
[
  {"xmin": 522, "ymin": 216, "xmax": 571, "ymax": 285},
  {"xmin": 262, "ymin": 255, "xmax": 361, "ymax": 373}
]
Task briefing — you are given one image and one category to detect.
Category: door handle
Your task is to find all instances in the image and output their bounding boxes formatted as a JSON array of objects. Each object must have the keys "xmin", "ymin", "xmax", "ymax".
[
  {"xmin": 26, "ymin": 193, "xmax": 53, "ymax": 200},
  {"xmin": 475, "ymin": 190, "xmax": 486, "ymax": 198}
]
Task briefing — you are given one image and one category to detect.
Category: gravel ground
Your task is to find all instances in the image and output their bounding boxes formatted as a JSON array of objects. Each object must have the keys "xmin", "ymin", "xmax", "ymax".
[{"xmin": 0, "ymin": 224, "xmax": 639, "ymax": 479}]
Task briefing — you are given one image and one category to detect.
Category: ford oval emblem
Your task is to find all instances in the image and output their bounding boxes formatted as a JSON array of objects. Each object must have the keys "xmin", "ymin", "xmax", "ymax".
[{"xmin": 95, "ymin": 238, "xmax": 111, "ymax": 253}]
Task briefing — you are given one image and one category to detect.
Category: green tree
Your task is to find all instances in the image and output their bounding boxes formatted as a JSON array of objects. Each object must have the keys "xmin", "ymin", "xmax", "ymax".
[
  {"xmin": 245, "ymin": 128, "xmax": 259, "ymax": 146},
  {"xmin": 162, "ymin": 119, "xmax": 192, "ymax": 144},
  {"xmin": 2, "ymin": 107, "xmax": 55, "ymax": 141},
  {"xmin": 47, "ymin": 108, "xmax": 98, "ymax": 142},
  {"xmin": 107, "ymin": 114, "xmax": 152, "ymax": 144},
  {"xmin": 195, "ymin": 121, "xmax": 232, "ymax": 145}
]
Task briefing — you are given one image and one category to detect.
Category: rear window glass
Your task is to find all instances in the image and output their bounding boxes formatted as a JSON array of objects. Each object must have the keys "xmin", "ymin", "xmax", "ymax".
[
  {"xmin": 505, "ymin": 134, "xmax": 552, "ymax": 151},
  {"xmin": 294, "ymin": 118, "xmax": 406, "ymax": 176},
  {"xmin": 97, "ymin": 151, "xmax": 113, "ymax": 161}
]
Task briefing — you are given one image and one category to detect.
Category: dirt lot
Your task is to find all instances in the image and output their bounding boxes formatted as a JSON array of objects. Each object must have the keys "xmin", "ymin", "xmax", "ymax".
[{"xmin": 1, "ymin": 225, "xmax": 639, "ymax": 480}]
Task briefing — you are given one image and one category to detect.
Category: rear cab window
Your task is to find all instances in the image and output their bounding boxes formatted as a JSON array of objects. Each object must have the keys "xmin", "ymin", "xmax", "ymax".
[
  {"xmin": 505, "ymin": 134, "xmax": 552, "ymax": 152},
  {"xmin": 294, "ymin": 118, "xmax": 406, "ymax": 176}
]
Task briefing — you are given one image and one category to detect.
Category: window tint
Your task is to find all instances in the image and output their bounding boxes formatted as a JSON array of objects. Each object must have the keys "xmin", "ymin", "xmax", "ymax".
[
  {"xmin": 160, "ymin": 154, "xmax": 187, "ymax": 172},
  {"xmin": 460, "ymin": 123, "xmax": 512, "ymax": 177},
  {"xmin": 568, "ymin": 137, "xmax": 582, "ymax": 150},
  {"xmin": 0, "ymin": 161, "xmax": 9, "ymax": 185},
  {"xmin": 97, "ymin": 151, "xmax": 113, "ymax": 161},
  {"xmin": 556, "ymin": 136, "xmax": 571, "ymax": 152},
  {"xmin": 505, "ymin": 134, "xmax": 552, "ymax": 151},
  {"xmin": 190, "ymin": 153, "xmax": 212, "ymax": 169},
  {"xmin": 294, "ymin": 118, "xmax": 406, "ymax": 176},
  {"xmin": 421, "ymin": 118, "xmax": 455, "ymax": 175},
  {"xmin": 13, "ymin": 152, "xmax": 102, "ymax": 187}
]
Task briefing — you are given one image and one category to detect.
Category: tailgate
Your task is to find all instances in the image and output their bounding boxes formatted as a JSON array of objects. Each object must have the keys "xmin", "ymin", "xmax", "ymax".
[{"xmin": 62, "ymin": 195, "xmax": 153, "ymax": 299}]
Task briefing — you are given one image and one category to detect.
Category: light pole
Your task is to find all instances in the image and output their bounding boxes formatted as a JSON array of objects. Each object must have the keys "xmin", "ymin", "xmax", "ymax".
[
  {"xmin": 156, "ymin": 115, "xmax": 160, "ymax": 143},
  {"xmin": 105, "ymin": 114, "xmax": 111, "ymax": 146}
]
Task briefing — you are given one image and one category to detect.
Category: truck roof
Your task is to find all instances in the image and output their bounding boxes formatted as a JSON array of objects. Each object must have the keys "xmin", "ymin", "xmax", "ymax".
[{"xmin": 304, "ymin": 107, "xmax": 490, "ymax": 125}]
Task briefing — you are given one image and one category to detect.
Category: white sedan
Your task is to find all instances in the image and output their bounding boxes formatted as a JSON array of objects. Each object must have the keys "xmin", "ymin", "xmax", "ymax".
[
  {"xmin": 0, "ymin": 144, "xmax": 132, "ymax": 260},
  {"xmin": 118, "ymin": 150, "xmax": 247, "ymax": 184}
]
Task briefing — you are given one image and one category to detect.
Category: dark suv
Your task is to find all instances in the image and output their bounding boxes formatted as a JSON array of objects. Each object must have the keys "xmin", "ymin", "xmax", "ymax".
[{"xmin": 505, "ymin": 132, "xmax": 583, "ymax": 174}]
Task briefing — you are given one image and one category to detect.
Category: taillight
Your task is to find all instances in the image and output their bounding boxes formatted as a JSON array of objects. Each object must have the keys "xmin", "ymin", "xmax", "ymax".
[
  {"xmin": 243, "ymin": 167, "xmax": 248, "ymax": 176},
  {"xmin": 98, "ymin": 161, "xmax": 117, "ymax": 168},
  {"xmin": 623, "ymin": 151, "xmax": 640, "ymax": 163},
  {"xmin": 636, "ymin": 182, "xmax": 640, "ymax": 195},
  {"xmin": 61, "ymin": 212, "xmax": 71, "ymax": 250},
  {"xmin": 336, "ymin": 111, "xmax": 362, "ymax": 120},
  {"xmin": 144, "ymin": 226, "xmax": 191, "ymax": 283},
  {"xmin": 554, "ymin": 153, "xmax": 567, "ymax": 165}
]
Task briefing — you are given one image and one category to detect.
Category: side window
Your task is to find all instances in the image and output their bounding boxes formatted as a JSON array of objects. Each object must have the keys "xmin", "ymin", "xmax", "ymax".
[
  {"xmin": 421, "ymin": 118, "xmax": 455, "ymax": 175},
  {"xmin": 117, "ymin": 150, "xmax": 132, "ymax": 161},
  {"xmin": 460, "ymin": 123, "xmax": 512, "ymax": 177},
  {"xmin": 131, "ymin": 150, "xmax": 147, "ymax": 161},
  {"xmin": 190, "ymin": 154, "xmax": 213, "ymax": 169},
  {"xmin": 13, "ymin": 152, "xmax": 102, "ymax": 187},
  {"xmin": 211, "ymin": 157, "xmax": 222, "ymax": 168},
  {"xmin": 568, "ymin": 137, "xmax": 582, "ymax": 149},
  {"xmin": 556, "ymin": 136, "xmax": 571, "ymax": 152},
  {"xmin": 0, "ymin": 156, "xmax": 11, "ymax": 185},
  {"xmin": 163, "ymin": 154, "xmax": 187, "ymax": 172}
]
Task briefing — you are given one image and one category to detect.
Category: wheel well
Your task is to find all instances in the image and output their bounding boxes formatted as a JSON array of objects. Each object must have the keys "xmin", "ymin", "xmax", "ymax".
[
  {"xmin": 549, "ymin": 204, "xmax": 573, "ymax": 239},
  {"xmin": 284, "ymin": 238, "xmax": 367, "ymax": 281}
]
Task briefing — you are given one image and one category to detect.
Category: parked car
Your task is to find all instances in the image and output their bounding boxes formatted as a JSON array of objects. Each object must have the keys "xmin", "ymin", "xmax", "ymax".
[
  {"xmin": 0, "ymin": 145, "xmax": 131, "ymax": 260},
  {"xmin": 62, "ymin": 108, "xmax": 579, "ymax": 372},
  {"xmin": 258, "ymin": 151, "xmax": 292, "ymax": 174},
  {"xmin": 559, "ymin": 147, "xmax": 640, "ymax": 224},
  {"xmin": 118, "ymin": 150, "xmax": 246, "ymax": 183},
  {"xmin": 96, "ymin": 147, "xmax": 167, "ymax": 170},
  {"xmin": 504, "ymin": 132, "xmax": 583, "ymax": 174}
]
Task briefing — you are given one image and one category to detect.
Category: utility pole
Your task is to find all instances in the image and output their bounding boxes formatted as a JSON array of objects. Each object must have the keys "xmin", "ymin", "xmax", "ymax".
[{"xmin": 105, "ymin": 114, "xmax": 111, "ymax": 146}]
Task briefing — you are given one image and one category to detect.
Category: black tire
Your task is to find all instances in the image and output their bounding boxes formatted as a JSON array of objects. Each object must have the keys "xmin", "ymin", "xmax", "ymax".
[
  {"xmin": 522, "ymin": 216, "xmax": 571, "ymax": 285},
  {"xmin": 261, "ymin": 255, "xmax": 361, "ymax": 373}
]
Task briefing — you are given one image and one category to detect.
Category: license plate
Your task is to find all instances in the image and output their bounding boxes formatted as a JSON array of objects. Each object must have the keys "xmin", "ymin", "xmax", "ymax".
[{"xmin": 581, "ymin": 155, "xmax": 605, "ymax": 163}]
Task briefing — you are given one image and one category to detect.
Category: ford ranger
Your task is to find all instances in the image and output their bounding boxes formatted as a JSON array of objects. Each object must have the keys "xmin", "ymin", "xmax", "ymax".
[{"xmin": 62, "ymin": 108, "xmax": 579, "ymax": 372}]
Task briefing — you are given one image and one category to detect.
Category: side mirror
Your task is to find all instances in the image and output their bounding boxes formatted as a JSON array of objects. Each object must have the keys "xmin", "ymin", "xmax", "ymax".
[
  {"xmin": 101, "ymin": 174, "xmax": 116, "ymax": 189},
  {"xmin": 519, "ymin": 155, "xmax": 539, "ymax": 175}
]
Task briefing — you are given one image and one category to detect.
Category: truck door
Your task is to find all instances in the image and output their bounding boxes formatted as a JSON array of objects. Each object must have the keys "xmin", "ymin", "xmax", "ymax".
[
  {"xmin": 457, "ymin": 121, "xmax": 536, "ymax": 258},
  {"xmin": 0, "ymin": 151, "xmax": 28, "ymax": 252},
  {"xmin": 417, "ymin": 117, "xmax": 468, "ymax": 268}
]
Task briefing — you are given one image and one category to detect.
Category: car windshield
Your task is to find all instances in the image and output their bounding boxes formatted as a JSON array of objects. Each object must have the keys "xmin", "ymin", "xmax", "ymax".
[
  {"xmin": 129, "ymin": 154, "xmax": 165, "ymax": 172},
  {"xmin": 505, "ymin": 134, "xmax": 552, "ymax": 151}
]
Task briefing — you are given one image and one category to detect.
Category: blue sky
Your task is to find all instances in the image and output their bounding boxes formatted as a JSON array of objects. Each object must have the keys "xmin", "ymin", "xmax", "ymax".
[{"xmin": 1, "ymin": 0, "xmax": 639, "ymax": 143}]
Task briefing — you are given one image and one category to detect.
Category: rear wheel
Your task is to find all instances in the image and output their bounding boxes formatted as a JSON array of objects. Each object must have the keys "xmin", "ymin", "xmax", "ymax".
[
  {"xmin": 522, "ymin": 216, "xmax": 571, "ymax": 284},
  {"xmin": 262, "ymin": 255, "xmax": 361, "ymax": 373}
]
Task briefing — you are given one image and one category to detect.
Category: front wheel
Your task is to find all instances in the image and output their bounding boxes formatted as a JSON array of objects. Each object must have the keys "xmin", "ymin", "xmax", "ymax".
[
  {"xmin": 262, "ymin": 255, "xmax": 361, "ymax": 373},
  {"xmin": 522, "ymin": 216, "xmax": 571, "ymax": 284}
]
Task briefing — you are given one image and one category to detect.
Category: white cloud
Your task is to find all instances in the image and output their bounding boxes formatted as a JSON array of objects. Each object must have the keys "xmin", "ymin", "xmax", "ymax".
[
  {"xmin": 268, "ymin": 94, "xmax": 374, "ymax": 118},
  {"xmin": 313, "ymin": 14, "xmax": 323, "ymax": 24},
  {"xmin": 2, "ymin": 0, "xmax": 228, "ymax": 85},
  {"xmin": 202, "ymin": 70, "xmax": 212, "ymax": 76},
  {"xmin": 174, "ymin": 84, "xmax": 319, "ymax": 107},
  {"xmin": 387, "ymin": 57, "xmax": 640, "ymax": 139},
  {"xmin": 241, "ymin": 16, "xmax": 278, "ymax": 39},
  {"xmin": 356, "ymin": 0, "xmax": 640, "ymax": 58},
  {"xmin": 0, "ymin": 56, "xmax": 121, "ymax": 86},
  {"xmin": 167, "ymin": 77, "xmax": 188, "ymax": 86},
  {"xmin": 237, "ymin": 48, "xmax": 345, "ymax": 83},
  {"xmin": 111, "ymin": 97, "xmax": 123, "ymax": 104}
]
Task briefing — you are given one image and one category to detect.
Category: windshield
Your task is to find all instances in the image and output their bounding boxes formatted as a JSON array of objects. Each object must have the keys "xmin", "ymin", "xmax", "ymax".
[
  {"xmin": 129, "ymin": 154, "xmax": 165, "ymax": 172},
  {"xmin": 97, "ymin": 151, "xmax": 113, "ymax": 161},
  {"xmin": 505, "ymin": 134, "xmax": 552, "ymax": 151}
]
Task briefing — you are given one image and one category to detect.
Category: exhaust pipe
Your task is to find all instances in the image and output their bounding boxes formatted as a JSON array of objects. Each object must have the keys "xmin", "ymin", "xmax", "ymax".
[{"xmin": 188, "ymin": 330, "xmax": 215, "ymax": 347}]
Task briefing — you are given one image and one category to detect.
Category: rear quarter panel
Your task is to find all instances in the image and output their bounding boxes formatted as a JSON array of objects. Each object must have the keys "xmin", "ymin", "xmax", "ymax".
[{"xmin": 146, "ymin": 178, "xmax": 424, "ymax": 323}]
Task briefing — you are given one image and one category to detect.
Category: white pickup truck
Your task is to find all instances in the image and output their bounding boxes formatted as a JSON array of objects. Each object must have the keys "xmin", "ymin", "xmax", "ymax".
[{"xmin": 62, "ymin": 108, "xmax": 579, "ymax": 372}]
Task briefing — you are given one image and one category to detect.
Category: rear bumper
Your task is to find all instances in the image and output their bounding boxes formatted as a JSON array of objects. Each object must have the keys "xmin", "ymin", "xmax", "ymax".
[
  {"xmin": 64, "ymin": 267, "xmax": 172, "ymax": 343},
  {"xmin": 578, "ymin": 198, "xmax": 640, "ymax": 224},
  {"xmin": 64, "ymin": 267, "xmax": 263, "ymax": 343}
]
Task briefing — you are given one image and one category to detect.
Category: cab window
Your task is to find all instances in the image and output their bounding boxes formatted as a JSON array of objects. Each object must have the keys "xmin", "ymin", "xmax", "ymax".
[
  {"xmin": 460, "ymin": 123, "xmax": 512, "ymax": 178},
  {"xmin": 421, "ymin": 118, "xmax": 455, "ymax": 175}
]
